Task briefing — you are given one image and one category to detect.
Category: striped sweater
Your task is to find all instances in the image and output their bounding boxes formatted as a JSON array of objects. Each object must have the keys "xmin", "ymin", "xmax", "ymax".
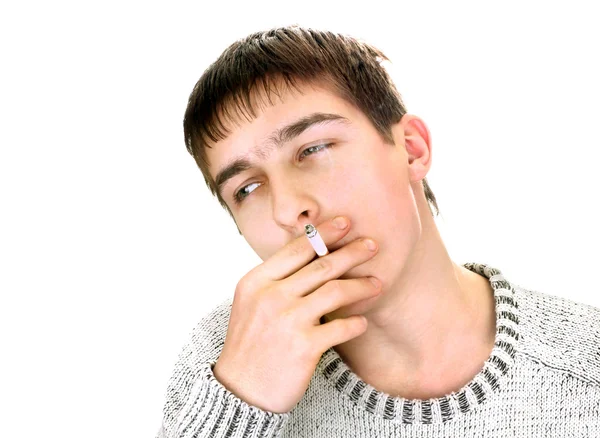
[{"xmin": 155, "ymin": 263, "xmax": 600, "ymax": 437}]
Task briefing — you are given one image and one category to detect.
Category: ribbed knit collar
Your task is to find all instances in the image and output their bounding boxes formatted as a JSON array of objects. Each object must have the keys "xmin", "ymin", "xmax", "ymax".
[{"xmin": 317, "ymin": 262, "xmax": 520, "ymax": 425}]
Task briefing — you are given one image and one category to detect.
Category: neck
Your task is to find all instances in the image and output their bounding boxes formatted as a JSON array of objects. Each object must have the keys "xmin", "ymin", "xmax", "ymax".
[{"xmin": 329, "ymin": 219, "xmax": 497, "ymax": 399}]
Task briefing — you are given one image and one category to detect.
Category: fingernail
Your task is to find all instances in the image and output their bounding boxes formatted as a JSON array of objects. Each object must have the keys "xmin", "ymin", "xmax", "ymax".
[
  {"xmin": 363, "ymin": 239, "xmax": 377, "ymax": 251},
  {"xmin": 369, "ymin": 277, "xmax": 380, "ymax": 287},
  {"xmin": 333, "ymin": 216, "xmax": 348, "ymax": 229}
]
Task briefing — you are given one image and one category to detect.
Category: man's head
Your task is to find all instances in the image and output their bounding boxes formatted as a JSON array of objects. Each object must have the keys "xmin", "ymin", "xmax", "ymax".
[
  {"xmin": 183, "ymin": 25, "xmax": 439, "ymax": 239},
  {"xmin": 183, "ymin": 25, "xmax": 440, "ymax": 315}
]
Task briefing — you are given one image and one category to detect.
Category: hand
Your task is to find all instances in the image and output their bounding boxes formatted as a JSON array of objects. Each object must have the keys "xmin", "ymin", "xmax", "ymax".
[{"xmin": 212, "ymin": 216, "xmax": 381, "ymax": 414}]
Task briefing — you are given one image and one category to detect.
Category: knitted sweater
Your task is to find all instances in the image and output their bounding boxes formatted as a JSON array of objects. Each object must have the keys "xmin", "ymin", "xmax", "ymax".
[{"xmin": 155, "ymin": 262, "xmax": 600, "ymax": 437}]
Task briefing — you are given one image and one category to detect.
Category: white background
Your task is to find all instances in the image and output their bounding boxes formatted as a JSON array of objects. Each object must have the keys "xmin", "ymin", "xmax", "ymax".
[{"xmin": 1, "ymin": 1, "xmax": 598, "ymax": 437}]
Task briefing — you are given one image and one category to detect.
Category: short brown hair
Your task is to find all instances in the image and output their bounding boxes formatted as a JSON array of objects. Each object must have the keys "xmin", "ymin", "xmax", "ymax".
[{"xmin": 183, "ymin": 25, "xmax": 440, "ymax": 234}]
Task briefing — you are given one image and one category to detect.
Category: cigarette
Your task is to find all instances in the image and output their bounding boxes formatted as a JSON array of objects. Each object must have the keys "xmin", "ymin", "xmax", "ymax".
[{"xmin": 305, "ymin": 224, "xmax": 329, "ymax": 256}]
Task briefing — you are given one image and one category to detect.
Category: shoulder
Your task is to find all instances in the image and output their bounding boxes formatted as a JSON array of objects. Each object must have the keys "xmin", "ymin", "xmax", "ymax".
[{"xmin": 512, "ymin": 282, "xmax": 600, "ymax": 386}]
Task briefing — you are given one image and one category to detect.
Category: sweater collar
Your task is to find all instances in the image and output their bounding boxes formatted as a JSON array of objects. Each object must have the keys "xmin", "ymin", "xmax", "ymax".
[{"xmin": 317, "ymin": 262, "xmax": 520, "ymax": 425}]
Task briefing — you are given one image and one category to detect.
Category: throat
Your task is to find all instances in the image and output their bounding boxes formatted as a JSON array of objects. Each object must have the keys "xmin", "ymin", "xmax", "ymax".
[{"xmin": 341, "ymin": 270, "xmax": 498, "ymax": 401}]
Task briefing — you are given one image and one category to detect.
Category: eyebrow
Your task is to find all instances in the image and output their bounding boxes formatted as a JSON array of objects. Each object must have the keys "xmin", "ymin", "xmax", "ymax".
[{"xmin": 214, "ymin": 112, "xmax": 351, "ymax": 200}]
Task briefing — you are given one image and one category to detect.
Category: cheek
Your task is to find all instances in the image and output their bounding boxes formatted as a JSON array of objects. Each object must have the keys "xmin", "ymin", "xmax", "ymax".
[
  {"xmin": 354, "ymin": 154, "xmax": 419, "ymax": 247},
  {"xmin": 240, "ymin": 216, "xmax": 277, "ymax": 262},
  {"xmin": 337, "ymin": 153, "xmax": 410, "ymax": 216}
]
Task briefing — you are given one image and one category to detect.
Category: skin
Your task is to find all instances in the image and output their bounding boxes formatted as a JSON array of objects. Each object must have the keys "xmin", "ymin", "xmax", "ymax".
[{"xmin": 206, "ymin": 80, "xmax": 497, "ymax": 400}]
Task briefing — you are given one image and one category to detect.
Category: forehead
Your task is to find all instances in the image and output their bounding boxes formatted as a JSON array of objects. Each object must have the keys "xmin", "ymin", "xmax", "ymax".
[{"xmin": 206, "ymin": 81, "xmax": 362, "ymax": 180}]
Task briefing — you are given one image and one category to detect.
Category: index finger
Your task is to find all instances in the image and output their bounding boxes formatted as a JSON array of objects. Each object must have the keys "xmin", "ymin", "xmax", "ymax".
[{"xmin": 256, "ymin": 217, "xmax": 350, "ymax": 282}]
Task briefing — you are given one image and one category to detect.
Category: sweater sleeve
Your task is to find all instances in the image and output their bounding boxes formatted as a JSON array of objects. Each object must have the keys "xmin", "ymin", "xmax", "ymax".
[{"xmin": 156, "ymin": 298, "xmax": 292, "ymax": 438}]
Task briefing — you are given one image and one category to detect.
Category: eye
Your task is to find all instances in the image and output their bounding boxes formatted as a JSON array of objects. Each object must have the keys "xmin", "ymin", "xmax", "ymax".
[
  {"xmin": 232, "ymin": 143, "xmax": 334, "ymax": 205},
  {"xmin": 299, "ymin": 143, "xmax": 331, "ymax": 160}
]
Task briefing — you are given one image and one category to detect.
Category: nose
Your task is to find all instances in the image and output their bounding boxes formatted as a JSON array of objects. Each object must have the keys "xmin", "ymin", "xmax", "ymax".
[{"xmin": 270, "ymin": 174, "xmax": 320, "ymax": 237}]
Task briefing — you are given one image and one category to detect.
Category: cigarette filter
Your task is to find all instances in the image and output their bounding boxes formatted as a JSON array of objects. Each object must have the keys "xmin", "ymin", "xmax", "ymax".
[{"xmin": 305, "ymin": 224, "xmax": 329, "ymax": 256}]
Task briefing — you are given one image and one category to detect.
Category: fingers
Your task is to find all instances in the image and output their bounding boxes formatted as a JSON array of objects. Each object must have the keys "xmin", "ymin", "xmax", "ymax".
[
  {"xmin": 254, "ymin": 216, "xmax": 352, "ymax": 282},
  {"xmin": 285, "ymin": 237, "xmax": 378, "ymax": 298},
  {"xmin": 310, "ymin": 314, "xmax": 369, "ymax": 353},
  {"xmin": 302, "ymin": 275, "xmax": 382, "ymax": 319}
]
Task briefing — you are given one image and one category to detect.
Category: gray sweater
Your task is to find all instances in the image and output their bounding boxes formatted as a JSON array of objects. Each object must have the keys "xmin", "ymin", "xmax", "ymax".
[{"xmin": 155, "ymin": 262, "xmax": 600, "ymax": 437}]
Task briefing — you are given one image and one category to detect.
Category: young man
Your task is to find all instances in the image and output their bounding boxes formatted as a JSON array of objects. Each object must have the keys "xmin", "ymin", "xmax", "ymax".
[{"xmin": 156, "ymin": 26, "xmax": 600, "ymax": 437}]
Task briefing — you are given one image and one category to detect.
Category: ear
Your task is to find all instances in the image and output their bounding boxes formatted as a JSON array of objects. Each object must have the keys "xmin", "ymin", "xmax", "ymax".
[{"xmin": 400, "ymin": 114, "xmax": 432, "ymax": 183}]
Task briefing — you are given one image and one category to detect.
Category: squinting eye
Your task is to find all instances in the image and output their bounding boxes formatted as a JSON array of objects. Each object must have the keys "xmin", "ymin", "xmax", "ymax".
[
  {"xmin": 299, "ymin": 143, "xmax": 331, "ymax": 160},
  {"xmin": 232, "ymin": 143, "xmax": 334, "ymax": 205}
]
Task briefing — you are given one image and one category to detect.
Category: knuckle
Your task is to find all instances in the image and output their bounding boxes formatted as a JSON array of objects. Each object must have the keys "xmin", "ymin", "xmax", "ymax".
[
  {"xmin": 325, "ymin": 279, "xmax": 345, "ymax": 302},
  {"xmin": 235, "ymin": 275, "xmax": 254, "ymax": 295},
  {"xmin": 289, "ymin": 239, "xmax": 305, "ymax": 257},
  {"xmin": 236, "ymin": 273, "xmax": 271, "ymax": 301},
  {"xmin": 312, "ymin": 258, "xmax": 334, "ymax": 276}
]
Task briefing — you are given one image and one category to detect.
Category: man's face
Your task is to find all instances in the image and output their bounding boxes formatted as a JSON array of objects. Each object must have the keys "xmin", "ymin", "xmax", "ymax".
[{"xmin": 206, "ymin": 81, "xmax": 423, "ymax": 304}]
